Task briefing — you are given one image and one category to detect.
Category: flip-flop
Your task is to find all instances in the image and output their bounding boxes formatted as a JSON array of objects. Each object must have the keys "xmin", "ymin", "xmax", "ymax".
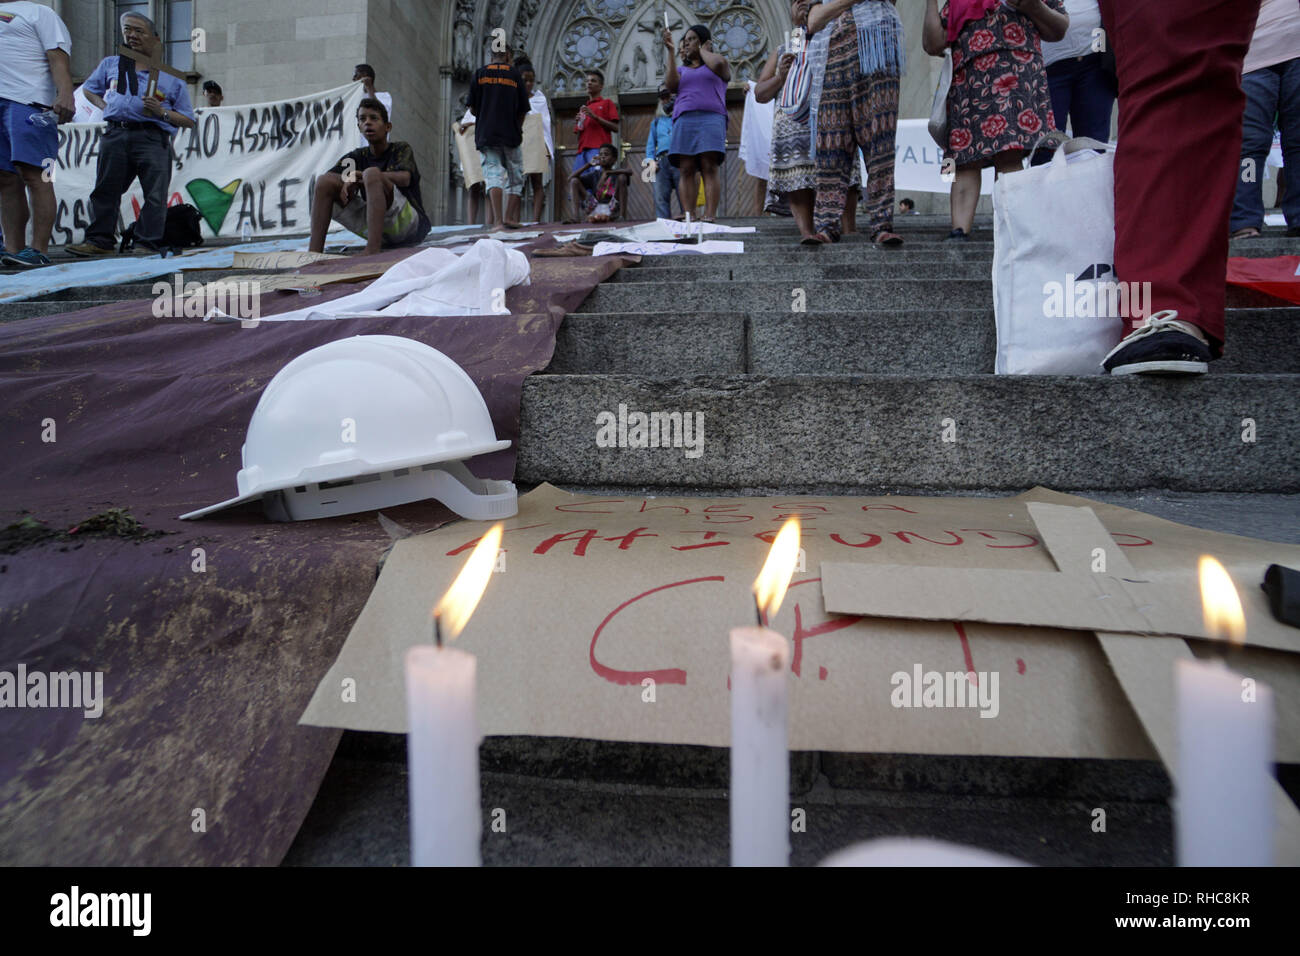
[
  {"xmin": 873, "ymin": 231, "xmax": 904, "ymax": 247},
  {"xmin": 800, "ymin": 234, "xmax": 826, "ymax": 246},
  {"xmin": 1230, "ymin": 227, "xmax": 1261, "ymax": 239}
]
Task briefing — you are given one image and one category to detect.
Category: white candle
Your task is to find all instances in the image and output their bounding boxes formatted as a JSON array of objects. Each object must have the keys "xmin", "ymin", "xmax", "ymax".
[
  {"xmin": 730, "ymin": 626, "xmax": 789, "ymax": 867},
  {"xmin": 406, "ymin": 644, "xmax": 481, "ymax": 866},
  {"xmin": 1175, "ymin": 555, "xmax": 1276, "ymax": 866},
  {"xmin": 664, "ymin": 11, "xmax": 670, "ymax": 29},
  {"xmin": 404, "ymin": 523, "xmax": 503, "ymax": 868},
  {"xmin": 730, "ymin": 517, "xmax": 800, "ymax": 868},
  {"xmin": 1175, "ymin": 658, "xmax": 1274, "ymax": 866}
]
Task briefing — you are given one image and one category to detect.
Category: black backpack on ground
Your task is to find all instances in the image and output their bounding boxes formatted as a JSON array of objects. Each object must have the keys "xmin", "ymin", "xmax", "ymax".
[{"xmin": 119, "ymin": 203, "xmax": 205, "ymax": 255}]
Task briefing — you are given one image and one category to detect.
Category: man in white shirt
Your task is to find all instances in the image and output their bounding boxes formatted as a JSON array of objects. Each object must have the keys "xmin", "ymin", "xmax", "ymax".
[
  {"xmin": 0, "ymin": 0, "xmax": 75, "ymax": 267},
  {"xmin": 516, "ymin": 58, "xmax": 552, "ymax": 222}
]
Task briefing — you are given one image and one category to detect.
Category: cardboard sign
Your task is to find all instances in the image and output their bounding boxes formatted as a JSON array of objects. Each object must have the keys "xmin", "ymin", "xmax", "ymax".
[
  {"xmin": 300, "ymin": 485, "xmax": 1300, "ymax": 764},
  {"xmin": 230, "ymin": 250, "xmax": 345, "ymax": 270}
]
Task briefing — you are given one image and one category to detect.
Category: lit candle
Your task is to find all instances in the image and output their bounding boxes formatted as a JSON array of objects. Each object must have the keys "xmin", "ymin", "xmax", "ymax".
[
  {"xmin": 405, "ymin": 523, "xmax": 503, "ymax": 867},
  {"xmin": 1175, "ymin": 555, "xmax": 1275, "ymax": 866},
  {"xmin": 730, "ymin": 518, "xmax": 799, "ymax": 867}
]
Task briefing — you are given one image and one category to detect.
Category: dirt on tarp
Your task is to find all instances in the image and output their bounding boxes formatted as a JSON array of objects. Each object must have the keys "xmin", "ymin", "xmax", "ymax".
[
  {"xmin": 2, "ymin": 509, "xmax": 167, "ymax": 555},
  {"xmin": 0, "ymin": 240, "xmax": 635, "ymax": 865}
]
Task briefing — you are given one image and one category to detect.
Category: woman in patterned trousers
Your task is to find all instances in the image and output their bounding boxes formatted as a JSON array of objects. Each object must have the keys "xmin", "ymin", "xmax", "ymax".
[{"xmin": 807, "ymin": 0, "xmax": 905, "ymax": 246}]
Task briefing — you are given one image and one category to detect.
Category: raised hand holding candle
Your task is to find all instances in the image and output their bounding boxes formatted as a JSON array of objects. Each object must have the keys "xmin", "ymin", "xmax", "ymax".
[
  {"xmin": 1175, "ymin": 555, "xmax": 1274, "ymax": 866},
  {"xmin": 405, "ymin": 523, "xmax": 503, "ymax": 867},
  {"xmin": 731, "ymin": 517, "xmax": 799, "ymax": 868}
]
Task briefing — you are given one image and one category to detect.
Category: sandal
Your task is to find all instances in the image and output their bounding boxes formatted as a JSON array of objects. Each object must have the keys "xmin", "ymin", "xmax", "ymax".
[
  {"xmin": 1230, "ymin": 227, "xmax": 1261, "ymax": 240},
  {"xmin": 873, "ymin": 230, "xmax": 904, "ymax": 247},
  {"xmin": 800, "ymin": 234, "xmax": 826, "ymax": 246}
]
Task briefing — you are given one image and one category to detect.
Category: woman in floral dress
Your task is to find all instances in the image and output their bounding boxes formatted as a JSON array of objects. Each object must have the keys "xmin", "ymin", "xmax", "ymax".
[{"xmin": 922, "ymin": 0, "xmax": 1069, "ymax": 241}]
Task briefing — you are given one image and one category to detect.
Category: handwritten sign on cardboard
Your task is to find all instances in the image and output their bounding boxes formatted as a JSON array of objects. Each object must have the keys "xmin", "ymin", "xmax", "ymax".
[
  {"xmin": 821, "ymin": 503, "xmax": 1300, "ymax": 653},
  {"xmin": 229, "ymin": 250, "xmax": 345, "ymax": 270},
  {"xmin": 300, "ymin": 485, "xmax": 1300, "ymax": 763}
]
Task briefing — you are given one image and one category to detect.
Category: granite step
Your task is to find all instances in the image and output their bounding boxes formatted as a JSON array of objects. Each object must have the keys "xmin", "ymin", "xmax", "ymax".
[
  {"xmin": 549, "ymin": 308, "xmax": 1300, "ymax": 376},
  {"xmin": 578, "ymin": 278, "xmax": 1291, "ymax": 313},
  {"xmin": 516, "ymin": 373, "xmax": 1300, "ymax": 492}
]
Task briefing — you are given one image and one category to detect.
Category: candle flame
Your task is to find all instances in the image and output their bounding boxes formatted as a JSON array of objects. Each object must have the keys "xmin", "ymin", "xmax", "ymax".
[
  {"xmin": 434, "ymin": 523, "xmax": 504, "ymax": 641},
  {"xmin": 1198, "ymin": 555, "xmax": 1245, "ymax": 646},
  {"xmin": 753, "ymin": 518, "xmax": 800, "ymax": 621}
]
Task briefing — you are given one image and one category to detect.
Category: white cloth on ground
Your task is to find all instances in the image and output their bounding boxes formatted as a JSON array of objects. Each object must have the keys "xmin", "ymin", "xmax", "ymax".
[
  {"xmin": 207, "ymin": 239, "xmax": 530, "ymax": 322},
  {"xmin": 591, "ymin": 240, "xmax": 745, "ymax": 256}
]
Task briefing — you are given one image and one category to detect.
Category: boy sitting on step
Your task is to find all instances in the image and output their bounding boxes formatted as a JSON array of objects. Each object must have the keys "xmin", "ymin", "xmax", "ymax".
[
  {"xmin": 309, "ymin": 98, "xmax": 431, "ymax": 255},
  {"xmin": 569, "ymin": 144, "xmax": 631, "ymax": 223}
]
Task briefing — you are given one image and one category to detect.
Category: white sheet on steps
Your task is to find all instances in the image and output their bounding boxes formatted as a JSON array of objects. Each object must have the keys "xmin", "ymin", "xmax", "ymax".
[{"xmin": 205, "ymin": 238, "xmax": 531, "ymax": 322}]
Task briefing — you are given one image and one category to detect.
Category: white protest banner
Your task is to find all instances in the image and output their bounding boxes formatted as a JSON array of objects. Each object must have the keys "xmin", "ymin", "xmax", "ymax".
[
  {"xmin": 892, "ymin": 118, "xmax": 993, "ymax": 195},
  {"xmin": 50, "ymin": 81, "xmax": 367, "ymax": 246}
]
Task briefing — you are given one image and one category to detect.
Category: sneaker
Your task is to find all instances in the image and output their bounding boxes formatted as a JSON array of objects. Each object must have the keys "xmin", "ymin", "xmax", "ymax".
[
  {"xmin": 0, "ymin": 247, "xmax": 51, "ymax": 268},
  {"xmin": 1101, "ymin": 310, "xmax": 1212, "ymax": 375},
  {"xmin": 66, "ymin": 242, "xmax": 115, "ymax": 258},
  {"xmin": 944, "ymin": 228, "xmax": 969, "ymax": 242}
]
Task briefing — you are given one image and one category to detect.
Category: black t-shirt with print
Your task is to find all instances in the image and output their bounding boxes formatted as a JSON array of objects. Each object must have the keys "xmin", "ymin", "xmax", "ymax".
[{"xmin": 467, "ymin": 62, "xmax": 530, "ymax": 150}]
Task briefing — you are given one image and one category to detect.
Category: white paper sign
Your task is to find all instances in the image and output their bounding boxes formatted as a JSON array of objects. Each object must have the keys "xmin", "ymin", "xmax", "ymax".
[{"xmin": 50, "ymin": 81, "xmax": 367, "ymax": 246}]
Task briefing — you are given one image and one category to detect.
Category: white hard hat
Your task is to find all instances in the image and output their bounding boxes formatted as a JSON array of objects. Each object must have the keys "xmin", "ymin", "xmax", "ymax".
[{"xmin": 181, "ymin": 335, "xmax": 518, "ymax": 522}]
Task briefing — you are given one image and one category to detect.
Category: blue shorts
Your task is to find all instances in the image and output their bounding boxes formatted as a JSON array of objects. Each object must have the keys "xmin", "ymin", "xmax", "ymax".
[
  {"xmin": 480, "ymin": 145, "xmax": 524, "ymax": 197},
  {"xmin": 0, "ymin": 98, "xmax": 58, "ymax": 173},
  {"xmin": 575, "ymin": 147, "xmax": 603, "ymax": 191}
]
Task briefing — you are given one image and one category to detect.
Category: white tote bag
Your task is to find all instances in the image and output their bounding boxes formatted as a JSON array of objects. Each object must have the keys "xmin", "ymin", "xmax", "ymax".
[{"xmin": 992, "ymin": 137, "xmax": 1129, "ymax": 375}]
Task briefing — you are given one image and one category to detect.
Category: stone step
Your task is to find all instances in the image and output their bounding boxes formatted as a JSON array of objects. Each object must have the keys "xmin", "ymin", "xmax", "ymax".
[
  {"xmin": 551, "ymin": 309, "xmax": 1300, "ymax": 376},
  {"xmin": 612, "ymin": 262, "xmax": 997, "ymax": 283},
  {"xmin": 579, "ymin": 278, "xmax": 1290, "ymax": 313},
  {"xmin": 634, "ymin": 247, "xmax": 995, "ymax": 265},
  {"xmin": 0, "ymin": 300, "xmax": 118, "ymax": 321},
  {"xmin": 516, "ymin": 373, "xmax": 1299, "ymax": 492},
  {"xmin": 630, "ymin": 238, "xmax": 1298, "ymax": 265},
  {"xmin": 337, "ymin": 730, "xmax": 1172, "ymax": 801},
  {"xmin": 28, "ymin": 283, "xmax": 165, "ymax": 303}
]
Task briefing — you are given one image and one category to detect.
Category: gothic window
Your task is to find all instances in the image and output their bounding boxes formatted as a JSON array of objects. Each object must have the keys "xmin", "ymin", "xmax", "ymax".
[
  {"xmin": 562, "ymin": 19, "xmax": 615, "ymax": 70},
  {"xmin": 710, "ymin": 7, "xmax": 764, "ymax": 66}
]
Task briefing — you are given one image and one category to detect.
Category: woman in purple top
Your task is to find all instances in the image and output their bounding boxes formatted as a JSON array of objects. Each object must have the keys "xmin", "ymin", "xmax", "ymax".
[{"xmin": 663, "ymin": 24, "xmax": 730, "ymax": 221}]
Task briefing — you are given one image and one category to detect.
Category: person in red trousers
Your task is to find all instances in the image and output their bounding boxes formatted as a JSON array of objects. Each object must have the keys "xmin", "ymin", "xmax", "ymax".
[{"xmin": 1098, "ymin": 0, "xmax": 1262, "ymax": 375}]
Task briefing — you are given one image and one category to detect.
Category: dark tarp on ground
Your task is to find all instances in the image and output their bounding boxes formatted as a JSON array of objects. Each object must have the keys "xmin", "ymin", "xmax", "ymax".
[{"xmin": 0, "ymin": 241, "xmax": 632, "ymax": 865}]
